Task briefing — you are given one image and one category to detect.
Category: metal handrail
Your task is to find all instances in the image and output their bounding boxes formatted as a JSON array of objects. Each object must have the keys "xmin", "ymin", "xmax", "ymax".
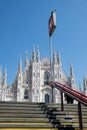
[{"xmin": 50, "ymin": 82, "xmax": 87, "ymax": 130}]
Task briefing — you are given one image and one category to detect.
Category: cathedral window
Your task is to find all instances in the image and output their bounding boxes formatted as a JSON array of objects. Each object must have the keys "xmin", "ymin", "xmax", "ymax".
[
  {"xmin": 24, "ymin": 89, "xmax": 29, "ymax": 99},
  {"xmin": 44, "ymin": 71, "xmax": 50, "ymax": 85}
]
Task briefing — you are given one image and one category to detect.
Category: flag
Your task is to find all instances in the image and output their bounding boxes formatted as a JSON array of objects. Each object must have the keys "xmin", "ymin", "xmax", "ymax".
[{"xmin": 48, "ymin": 11, "xmax": 56, "ymax": 36}]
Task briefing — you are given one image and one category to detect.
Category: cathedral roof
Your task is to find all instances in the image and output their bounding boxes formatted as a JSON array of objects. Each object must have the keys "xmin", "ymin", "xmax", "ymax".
[{"xmin": 41, "ymin": 58, "xmax": 50, "ymax": 67}]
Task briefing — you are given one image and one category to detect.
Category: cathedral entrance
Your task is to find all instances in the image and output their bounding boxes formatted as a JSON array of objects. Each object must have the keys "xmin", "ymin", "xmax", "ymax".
[
  {"xmin": 24, "ymin": 89, "xmax": 29, "ymax": 99},
  {"xmin": 45, "ymin": 94, "xmax": 49, "ymax": 103}
]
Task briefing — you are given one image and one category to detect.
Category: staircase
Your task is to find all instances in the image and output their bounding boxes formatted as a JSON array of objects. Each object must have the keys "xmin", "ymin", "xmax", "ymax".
[
  {"xmin": 0, "ymin": 102, "xmax": 86, "ymax": 130},
  {"xmin": 47, "ymin": 103, "xmax": 87, "ymax": 130}
]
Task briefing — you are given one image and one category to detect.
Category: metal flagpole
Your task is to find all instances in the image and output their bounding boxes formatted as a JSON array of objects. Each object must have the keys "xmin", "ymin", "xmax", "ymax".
[
  {"xmin": 48, "ymin": 10, "xmax": 56, "ymax": 103},
  {"xmin": 49, "ymin": 35, "xmax": 52, "ymax": 81},
  {"xmin": 48, "ymin": 10, "xmax": 56, "ymax": 82}
]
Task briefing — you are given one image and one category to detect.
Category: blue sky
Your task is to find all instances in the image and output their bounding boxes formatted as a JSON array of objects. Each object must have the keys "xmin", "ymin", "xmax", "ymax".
[{"xmin": 0, "ymin": 0, "xmax": 87, "ymax": 90}]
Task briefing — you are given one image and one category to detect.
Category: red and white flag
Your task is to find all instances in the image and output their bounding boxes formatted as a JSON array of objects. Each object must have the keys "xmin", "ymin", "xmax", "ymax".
[{"xmin": 48, "ymin": 11, "xmax": 56, "ymax": 36}]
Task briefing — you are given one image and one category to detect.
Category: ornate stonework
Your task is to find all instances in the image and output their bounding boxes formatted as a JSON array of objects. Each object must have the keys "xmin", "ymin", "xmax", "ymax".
[{"xmin": 0, "ymin": 48, "xmax": 83, "ymax": 103}]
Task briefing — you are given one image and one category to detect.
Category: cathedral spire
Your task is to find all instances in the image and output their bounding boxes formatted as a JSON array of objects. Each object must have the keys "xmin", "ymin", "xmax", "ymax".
[
  {"xmin": 36, "ymin": 45, "xmax": 40, "ymax": 62},
  {"xmin": 57, "ymin": 51, "xmax": 61, "ymax": 65},
  {"xmin": 70, "ymin": 64, "xmax": 74, "ymax": 77},
  {"xmin": 70, "ymin": 64, "xmax": 76, "ymax": 89},
  {"xmin": 18, "ymin": 55, "xmax": 22, "ymax": 73},
  {"xmin": 53, "ymin": 51, "xmax": 57, "ymax": 64},
  {"xmin": 3, "ymin": 66, "xmax": 7, "ymax": 86},
  {"xmin": 32, "ymin": 45, "xmax": 36, "ymax": 62},
  {"xmin": 25, "ymin": 51, "xmax": 29, "ymax": 70},
  {"xmin": 0, "ymin": 65, "xmax": 2, "ymax": 85}
]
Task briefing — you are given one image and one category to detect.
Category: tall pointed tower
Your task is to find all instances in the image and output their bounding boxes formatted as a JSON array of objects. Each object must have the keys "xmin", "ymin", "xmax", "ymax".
[
  {"xmin": 0, "ymin": 66, "xmax": 2, "ymax": 100},
  {"xmin": 24, "ymin": 51, "xmax": 29, "ymax": 82},
  {"xmin": 2, "ymin": 67, "xmax": 7, "ymax": 101},
  {"xmin": 70, "ymin": 64, "xmax": 76, "ymax": 90},
  {"xmin": 23, "ymin": 52, "xmax": 30, "ymax": 102},
  {"xmin": 17, "ymin": 55, "xmax": 23, "ymax": 102},
  {"xmin": 3, "ymin": 67, "xmax": 7, "ymax": 86},
  {"xmin": 25, "ymin": 51, "xmax": 29, "ymax": 71},
  {"xmin": 30, "ymin": 47, "xmax": 41, "ymax": 102}
]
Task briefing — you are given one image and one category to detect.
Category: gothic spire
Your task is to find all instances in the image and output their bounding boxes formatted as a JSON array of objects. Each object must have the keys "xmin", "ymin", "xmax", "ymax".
[
  {"xmin": 25, "ymin": 51, "xmax": 29, "ymax": 70},
  {"xmin": 36, "ymin": 45, "xmax": 40, "ymax": 62},
  {"xmin": 32, "ymin": 45, "xmax": 36, "ymax": 62},
  {"xmin": 3, "ymin": 66, "xmax": 7, "ymax": 86},
  {"xmin": 0, "ymin": 65, "xmax": 2, "ymax": 85},
  {"xmin": 53, "ymin": 52, "xmax": 57, "ymax": 64},
  {"xmin": 57, "ymin": 51, "xmax": 61, "ymax": 65},
  {"xmin": 18, "ymin": 54, "xmax": 22, "ymax": 73},
  {"xmin": 70, "ymin": 64, "xmax": 74, "ymax": 77},
  {"xmin": 70, "ymin": 64, "xmax": 76, "ymax": 89}
]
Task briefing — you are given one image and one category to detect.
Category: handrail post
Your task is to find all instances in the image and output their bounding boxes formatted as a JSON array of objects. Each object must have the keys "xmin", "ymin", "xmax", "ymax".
[
  {"xmin": 52, "ymin": 86, "xmax": 54, "ymax": 103},
  {"xmin": 61, "ymin": 91, "xmax": 64, "ymax": 111},
  {"xmin": 78, "ymin": 102, "xmax": 83, "ymax": 130}
]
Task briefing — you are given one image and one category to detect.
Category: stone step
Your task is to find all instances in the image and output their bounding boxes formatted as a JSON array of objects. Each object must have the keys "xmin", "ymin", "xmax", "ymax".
[
  {"xmin": 51, "ymin": 119, "xmax": 87, "ymax": 129},
  {"xmin": 0, "ymin": 104, "xmax": 40, "ymax": 108},
  {"xmin": 0, "ymin": 110, "xmax": 44, "ymax": 114},
  {"xmin": 0, "ymin": 102, "xmax": 42, "ymax": 107},
  {"xmin": 65, "ymin": 112, "xmax": 87, "ymax": 115},
  {"xmin": 56, "ymin": 115, "xmax": 87, "ymax": 120},
  {"xmin": 0, "ymin": 107, "xmax": 42, "ymax": 111},
  {"xmin": 0, "ymin": 124, "xmax": 54, "ymax": 128},
  {"xmin": 0, "ymin": 113, "xmax": 47, "ymax": 118},
  {"xmin": 47, "ymin": 105, "xmax": 87, "ymax": 110},
  {"xmin": 0, "ymin": 128, "xmax": 57, "ymax": 130},
  {"xmin": 56, "ymin": 114, "xmax": 87, "ymax": 119},
  {"xmin": 0, "ymin": 122, "xmax": 52, "ymax": 125},
  {"xmin": 47, "ymin": 103, "xmax": 87, "ymax": 109},
  {"xmin": 0, "ymin": 102, "xmax": 86, "ymax": 130},
  {"xmin": 0, "ymin": 123, "xmax": 79, "ymax": 129},
  {"xmin": 0, "ymin": 120, "xmax": 85, "ymax": 129},
  {"xmin": 0, "ymin": 118, "xmax": 49, "ymax": 122},
  {"xmin": 45, "ymin": 109, "xmax": 87, "ymax": 114}
]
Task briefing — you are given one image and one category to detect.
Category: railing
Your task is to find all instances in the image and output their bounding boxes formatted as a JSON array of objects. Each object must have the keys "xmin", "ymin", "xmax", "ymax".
[{"xmin": 50, "ymin": 82, "xmax": 87, "ymax": 130}]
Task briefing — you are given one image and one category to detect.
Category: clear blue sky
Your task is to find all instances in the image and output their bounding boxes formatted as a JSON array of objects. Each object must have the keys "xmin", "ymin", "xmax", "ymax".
[{"xmin": 0, "ymin": 0, "xmax": 87, "ymax": 90}]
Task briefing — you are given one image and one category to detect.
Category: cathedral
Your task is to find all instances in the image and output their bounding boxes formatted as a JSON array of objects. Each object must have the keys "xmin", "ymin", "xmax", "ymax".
[{"xmin": 0, "ymin": 47, "xmax": 87, "ymax": 103}]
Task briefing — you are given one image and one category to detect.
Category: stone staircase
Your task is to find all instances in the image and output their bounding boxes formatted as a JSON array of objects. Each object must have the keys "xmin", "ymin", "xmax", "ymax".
[
  {"xmin": 47, "ymin": 103, "xmax": 87, "ymax": 129},
  {"xmin": 0, "ymin": 102, "xmax": 86, "ymax": 130}
]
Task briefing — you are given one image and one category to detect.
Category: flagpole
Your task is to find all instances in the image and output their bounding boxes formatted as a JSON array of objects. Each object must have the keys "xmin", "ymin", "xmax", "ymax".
[
  {"xmin": 49, "ymin": 35, "xmax": 52, "ymax": 81},
  {"xmin": 48, "ymin": 10, "xmax": 56, "ymax": 82},
  {"xmin": 48, "ymin": 10, "xmax": 56, "ymax": 103}
]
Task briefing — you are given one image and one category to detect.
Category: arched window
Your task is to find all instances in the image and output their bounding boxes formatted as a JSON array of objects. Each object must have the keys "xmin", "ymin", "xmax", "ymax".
[
  {"xmin": 45, "ymin": 94, "xmax": 50, "ymax": 103},
  {"xmin": 24, "ymin": 89, "xmax": 29, "ymax": 99},
  {"xmin": 44, "ymin": 71, "xmax": 50, "ymax": 85}
]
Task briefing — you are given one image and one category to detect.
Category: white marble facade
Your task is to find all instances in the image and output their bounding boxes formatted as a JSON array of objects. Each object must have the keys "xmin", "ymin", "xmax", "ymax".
[{"xmin": 0, "ymin": 48, "xmax": 85, "ymax": 103}]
